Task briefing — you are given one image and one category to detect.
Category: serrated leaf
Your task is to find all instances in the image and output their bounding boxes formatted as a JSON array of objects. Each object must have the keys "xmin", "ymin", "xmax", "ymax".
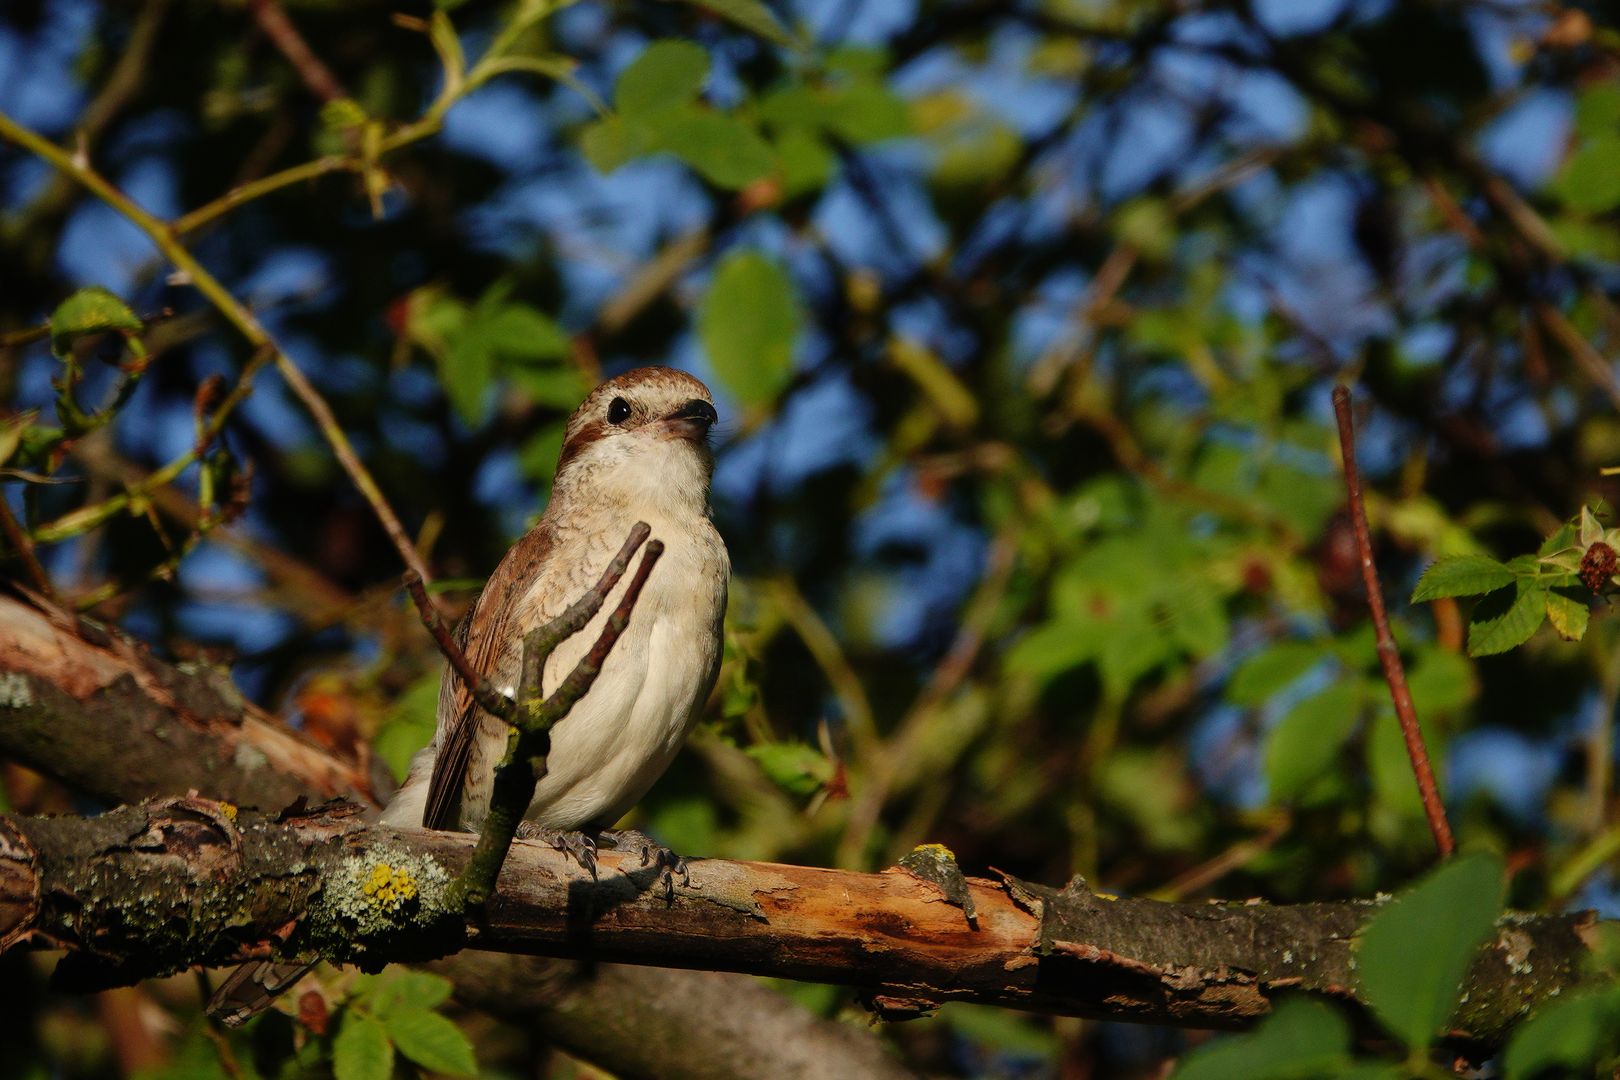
[
  {"xmin": 698, "ymin": 249, "xmax": 801, "ymax": 408},
  {"xmin": 616, "ymin": 40, "xmax": 709, "ymax": 116},
  {"xmin": 1171, "ymin": 997, "xmax": 1352, "ymax": 1080},
  {"xmin": 1467, "ymin": 579, "xmax": 1548, "ymax": 657},
  {"xmin": 1357, "ymin": 852, "xmax": 1505, "ymax": 1049},
  {"xmin": 660, "ymin": 108, "xmax": 775, "ymax": 188},
  {"xmin": 1265, "ymin": 681, "xmax": 1362, "ymax": 802},
  {"xmin": 49, "ymin": 287, "xmax": 143, "ymax": 357},
  {"xmin": 333, "ymin": 1013, "xmax": 393, "ymax": 1080},
  {"xmin": 1411, "ymin": 555, "xmax": 1515, "ymax": 602},
  {"xmin": 1545, "ymin": 586, "xmax": 1591, "ymax": 641},
  {"xmin": 1227, "ymin": 642, "xmax": 1326, "ymax": 706},
  {"xmin": 1503, "ymin": 984, "xmax": 1620, "ymax": 1079},
  {"xmin": 658, "ymin": 0, "xmax": 799, "ymax": 48},
  {"xmin": 384, "ymin": 1007, "xmax": 476, "ymax": 1076}
]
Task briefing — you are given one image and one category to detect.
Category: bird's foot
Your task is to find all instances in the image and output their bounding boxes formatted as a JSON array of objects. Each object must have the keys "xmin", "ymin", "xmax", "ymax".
[
  {"xmin": 515, "ymin": 822, "xmax": 598, "ymax": 880},
  {"xmin": 600, "ymin": 828, "xmax": 689, "ymax": 901}
]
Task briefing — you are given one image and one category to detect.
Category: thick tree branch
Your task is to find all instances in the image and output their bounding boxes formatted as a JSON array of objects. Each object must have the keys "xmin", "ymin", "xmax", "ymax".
[
  {"xmin": 0, "ymin": 797, "xmax": 1597, "ymax": 1052},
  {"xmin": 0, "ymin": 590, "xmax": 915, "ymax": 1080}
]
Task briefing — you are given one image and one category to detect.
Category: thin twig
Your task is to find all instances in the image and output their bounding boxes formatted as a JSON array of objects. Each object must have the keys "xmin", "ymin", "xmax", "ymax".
[
  {"xmin": 248, "ymin": 0, "xmax": 349, "ymax": 104},
  {"xmin": 402, "ymin": 571, "xmax": 515, "ymax": 724},
  {"xmin": 1332, "ymin": 385, "xmax": 1455, "ymax": 859},
  {"xmin": 0, "ymin": 109, "xmax": 436, "ymax": 592},
  {"xmin": 0, "ymin": 497, "xmax": 56, "ymax": 601}
]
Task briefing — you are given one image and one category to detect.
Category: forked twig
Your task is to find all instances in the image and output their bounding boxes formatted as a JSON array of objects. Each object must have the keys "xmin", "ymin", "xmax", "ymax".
[
  {"xmin": 401, "ymin": 522, "xmax": 654, "ymax": 727},
  {"xmin": 402, "ymin": 522, "xmax": 662, "ymax": 906},
  {"xmin": 1332, "ymin": 385, "xmax": 1455, "ymax": 859}
]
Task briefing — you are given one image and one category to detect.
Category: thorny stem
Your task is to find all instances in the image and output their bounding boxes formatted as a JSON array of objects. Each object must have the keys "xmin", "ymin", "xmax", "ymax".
[
  {"xmin": 0, "ymin": 108, "xmax": 436, "ymax": 591},
  {"xmin": 1332, "ymin": 385, "xmax": 1456, "ymax": 859},
  {"xmin": 453, "ymin": 533, "xmax": 664, "ymax": 906}
]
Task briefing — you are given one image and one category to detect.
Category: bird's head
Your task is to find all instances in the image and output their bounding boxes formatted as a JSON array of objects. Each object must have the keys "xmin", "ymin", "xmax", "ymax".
[{"xmin": 551, "ymin": 367, "xmax": 719, "ymax": 516}]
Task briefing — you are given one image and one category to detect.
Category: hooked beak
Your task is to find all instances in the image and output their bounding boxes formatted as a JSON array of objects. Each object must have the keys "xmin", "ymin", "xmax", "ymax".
[{"xmin": 665, "ymin": 398, "xmax": 718, "ymax": 439}]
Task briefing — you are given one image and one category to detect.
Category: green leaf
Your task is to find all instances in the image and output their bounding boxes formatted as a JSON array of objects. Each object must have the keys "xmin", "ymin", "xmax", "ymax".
[
  {"xmin": 49, "ymin": 286, "xmax": 143, "ymax": 357},
  {"xmin": 374, "ymin": 673, "xmax": 439, "ymax": 782},
  {"xmin": 1503, "ymin": 984, "xmax": 1620, "ymax": 1079},
  {"xmin": 1004, "ymin": 618, "xmax": 1102, "ymax": 682},
  {"xmin": 658, "ymin": 0, "xmax": 799, "ymax": 48},
  {"xmin": 745, "ymin": 741, "xmax": 833, "ymax": 798},
  {"xmin": 1171, "ymin": 997, "xmax": 1352, "ymax": 1080},
  {"xmin": 1228, "ymin": 642, "xmax": 1326, "ymax": 706},
  {"xmin": 481, "ymin": 304, "xmax": 570, "ymax": 364},
  {"xmin": 1402, "ymin": 646, "xmax": 1475, "ymax": 715},
  {"xmin": 441, "ymin": 332, "xmax": 493, "ymax": 427},
  {"xmin": 699, "ymin": 249, "xmax": 802, "ymax": 408},
  {"xmin": 1545, "ymin": 585, "xmax": 1591, "ymax": 641},
  {"xmin": 1411, "ymin": 555, "xmax": 1515, "ymax": 602},
  {"xmin": 774, "ymin": 127, "xmax": 835, "ymax": 197},
  {"xmin": 1265, "ymin": 682, "xmax": 1362, "ymax": 802},
  {"xmin": 1356, "ymin": 852, "xmax": 1505, "ymax": 1049},
  {"xmin": 365, "ymin": 970, "xmax": 454, "ymax": 1015},
  {"xmin": 1467, "ymin": 579, "xmax": 1548, "ymax": 657},
  {"xmin": 384, "ymin": 1007, "xmax": 477, "ymax": 1076},
  {"xmin": 333, "ymin": 1013, "xmax": 393, "ymax": 1080},
  {"xmin": 1555, "ymin": 131, "xmax": 1620, "ymax": 214},
  {"xmin": 1575, "ymin": 83, "xmax": 1620, "ymax": 139},
  {"xmin": 616, "ymin": 40, "xmax": 709, "ymax": 116},
  {"xmin": 660, "ymin": 108, "xmax": 776, "ymax": 188},
  {"xmin": 580, "ymin": 116, "xmax": 650, "ymax": 173}
]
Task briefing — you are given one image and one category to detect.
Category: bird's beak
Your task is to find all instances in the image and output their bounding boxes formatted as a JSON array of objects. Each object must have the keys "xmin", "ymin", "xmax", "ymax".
[{"xmin": 664, "ymin": 398, "xmax": 718, "ymax": 440}]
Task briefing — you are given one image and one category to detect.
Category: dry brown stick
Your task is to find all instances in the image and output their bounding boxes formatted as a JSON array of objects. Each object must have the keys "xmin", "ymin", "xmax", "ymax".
[
  {"xmin": 1332, "ymin": 384, "xmax": 1455, "ymax": 858},
  {"xmin": 0, "ymin": 498, "xmax": 56, "ymax": 602},
  {"xmin": 402, "ymin": 571, "xmax": 515, "ymax": 724},
  {"xmin": 247, "ymin": 0, "xmax": 349, "ymax": 104}
]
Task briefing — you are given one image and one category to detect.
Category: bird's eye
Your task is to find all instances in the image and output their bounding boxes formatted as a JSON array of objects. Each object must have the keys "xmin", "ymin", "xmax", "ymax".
[{"xmin": 607, "ymin": 397, "xmax": 632, "ymax": 424}]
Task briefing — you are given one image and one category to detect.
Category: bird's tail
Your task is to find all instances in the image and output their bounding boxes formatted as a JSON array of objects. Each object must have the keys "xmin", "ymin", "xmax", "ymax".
[{"xmin": 206, "ymin": 960, "xmax": 316, "ymax": 1027}]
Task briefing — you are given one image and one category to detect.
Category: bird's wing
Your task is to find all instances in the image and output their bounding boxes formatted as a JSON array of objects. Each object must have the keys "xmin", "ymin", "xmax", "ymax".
[{"xmin": 421, "ymin": 522, "xmax": 558, "ymax": 831}]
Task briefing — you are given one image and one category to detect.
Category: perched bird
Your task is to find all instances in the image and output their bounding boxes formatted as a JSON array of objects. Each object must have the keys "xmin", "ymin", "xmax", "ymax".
[{"xmin": 209, "ymin": 366, "xmax": 729, "ymax": 1025}]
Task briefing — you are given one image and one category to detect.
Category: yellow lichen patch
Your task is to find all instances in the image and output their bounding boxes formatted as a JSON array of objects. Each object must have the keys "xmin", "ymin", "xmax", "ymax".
[
  {"xmin": 361, "ymin": 862, "xmax": 419, "ymax": 912},
  {"xmin": 911, "ymin": 842, "xmax": 956, "ymax": 861},
  {"xmin": 219, "ymin": 802, "xmax": 238, "ymax": 821}
]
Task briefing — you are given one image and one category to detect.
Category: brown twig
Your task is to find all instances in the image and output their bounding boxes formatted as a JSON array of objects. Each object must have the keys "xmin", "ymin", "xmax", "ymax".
[
  {"xmin": 247, "ymin": 0, "xmax": 349, "ymax": 104},
  {"xmin": 1332, "ymin": 385, "xmax": 1455, "ymax": 859},
  {"xmin": 402, "ymin": 572, "xmax": 515, "ymax": 724},
  {"xmin": 0, "ymin": 497, "xmax": 56, "ymax": 602},
  {"xmin": 455, "ymin": 530, "xmax": 663, "ymax": 905}
]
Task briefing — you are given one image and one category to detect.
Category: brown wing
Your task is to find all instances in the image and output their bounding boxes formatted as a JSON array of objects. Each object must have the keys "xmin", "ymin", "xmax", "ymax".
[{"xmin": 420, "ymin": 522, "xmax": 556, "ymax": 831}]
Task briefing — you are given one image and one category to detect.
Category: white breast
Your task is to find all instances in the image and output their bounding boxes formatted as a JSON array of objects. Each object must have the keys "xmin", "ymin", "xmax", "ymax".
[{"xmin": 516, "ymin": 513, "xmax": 727, "ymax": 831}]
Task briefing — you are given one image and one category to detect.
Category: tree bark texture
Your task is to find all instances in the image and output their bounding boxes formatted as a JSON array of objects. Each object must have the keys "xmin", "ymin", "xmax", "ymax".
[
  {"xmin": 0, "ymin": 796, "xmax": 1598, "ymax": 1051},
  {"xmin": 0, "ymin": 592, "xmax": 914, "ymax": 1080}
]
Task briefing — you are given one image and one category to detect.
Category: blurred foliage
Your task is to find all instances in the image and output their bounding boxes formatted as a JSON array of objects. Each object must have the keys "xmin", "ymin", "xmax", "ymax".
[{"xmin": 6, "ymin": 0, "xmax": 1620, "ymax": 1076}]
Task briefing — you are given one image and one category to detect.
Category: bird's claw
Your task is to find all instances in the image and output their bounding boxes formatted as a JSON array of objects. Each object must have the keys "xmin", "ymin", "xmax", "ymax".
[
  {"xmin": 515, "ymin": 823, "xmax": 598, "ymax": 880},
  {"xmin": 600, "ymin": 828, "xmax": 689, "ymax": 901}
]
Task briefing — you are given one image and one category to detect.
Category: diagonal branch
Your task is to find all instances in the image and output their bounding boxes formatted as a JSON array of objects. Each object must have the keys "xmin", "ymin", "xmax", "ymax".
[
  {"xmin": 248, "ymin": 0, "xmax": 349, "ymax": 105},
  {"xmin": 1332, "ymin": 385, "xmax": 1455, "ymax": 859},
  {"xmin": 0, "ymin": 110, "xmax": 436, "ymax": 594}
]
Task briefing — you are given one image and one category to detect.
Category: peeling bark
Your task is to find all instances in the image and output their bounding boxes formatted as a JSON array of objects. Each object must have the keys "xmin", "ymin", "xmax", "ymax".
[{"xmin": 0, "ymin": 797, "xmax": 1597, "ymax": 1050}]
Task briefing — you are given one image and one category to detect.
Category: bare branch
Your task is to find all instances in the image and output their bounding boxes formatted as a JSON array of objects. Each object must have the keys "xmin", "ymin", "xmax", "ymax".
[
  {"xmin": 247, "ymin": 0, "xmax": 349, "ymax": 105},
  {"xmin": 402, "ymin": 571, "xmax": 515, "ymax": 724},
  {"xmin": 1332, "ymin": 385, "xmax": 1455, "ymax": 859},
  {"xmin": 0, "ymin": 500, "xmax": 56, "ymax": 601},
  {"xmin": 0, "ymin": 798, "xmax": 1596, "ymax": 1052}
]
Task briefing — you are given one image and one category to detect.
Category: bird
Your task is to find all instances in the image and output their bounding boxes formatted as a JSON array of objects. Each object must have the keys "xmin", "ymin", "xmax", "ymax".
[{"xmin": 208, "ymin": 366, "xmax": 729, "ymax": 1025}]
